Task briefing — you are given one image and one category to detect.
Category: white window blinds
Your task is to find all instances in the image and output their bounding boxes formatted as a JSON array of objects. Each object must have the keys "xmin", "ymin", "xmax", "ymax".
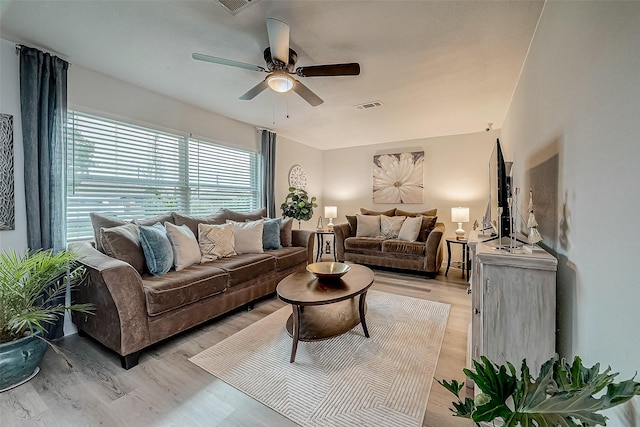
[{"xmin": 66, "ymin": 111, "xmax": 261, "ymax": 243}]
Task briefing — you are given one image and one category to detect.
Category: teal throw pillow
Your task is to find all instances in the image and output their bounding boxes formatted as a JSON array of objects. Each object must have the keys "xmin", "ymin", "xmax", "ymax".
[
  {"xmin": 251, "ymin": 218, "xmax": 281, "ymax": 250},
  {"xmin": 139, "ymin": 223, "xmax": 173, "ymax": 276}
]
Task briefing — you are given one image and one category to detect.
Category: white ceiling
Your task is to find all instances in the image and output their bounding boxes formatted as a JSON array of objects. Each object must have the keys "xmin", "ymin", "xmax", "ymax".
[{"xmin": 0, "ymin": 0, "xmax": 543, "ymax": 150}]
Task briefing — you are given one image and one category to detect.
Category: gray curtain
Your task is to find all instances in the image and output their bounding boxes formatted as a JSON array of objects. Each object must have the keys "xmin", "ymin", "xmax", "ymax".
[
  {"xmin": 19, "ymin": 46, "xmax": 69, "ymax": 340},
  {"xmin": 19, "ymin": 46, "xmax": 68, "ymax": 253},
  {"xmin": 261, "ymin": 130, "xmax": 277, "ymax": 218}
]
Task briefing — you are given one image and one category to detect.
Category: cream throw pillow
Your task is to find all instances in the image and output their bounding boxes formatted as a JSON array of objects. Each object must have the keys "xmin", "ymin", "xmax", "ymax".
[
  {"xmin": 380, "ymin": 215, "xmax": 406, "ymax": 239},
  {"xmin": 226, "ymin": 219, "xmax": 264, "ymax": 254},
  {"xmin": 164, "ymin": 222, "xmax": 201, "ymax": 271},
  {"xmin": 198, "ymin": 223, "xmax": 236, "ymax": 262},
  {"xmin": 355, "ymin": 214, "xmax": 381, "ymax": 237},
  {"xmin": 397, "ymin": 216, "xmax": 422, "ymax": 242}
]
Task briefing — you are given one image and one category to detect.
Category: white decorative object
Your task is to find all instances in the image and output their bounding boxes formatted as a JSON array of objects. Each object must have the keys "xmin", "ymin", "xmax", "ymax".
[
  {"xmin": 372, "ymin": 151, "xmax": 424, "ymax": 204},
  {"xmin": 324, "ymin": 206, "xmax": 337, "ymax": 231},
  {"xmin": 288, "ymin": 164, "xmax": 307, "ymax": 190},
  {"xmin": 527, "ymin": 189, "xmax": 543, "ymax": 247},
  {"xmin": 451, "ymin": 207, "xmax": 469, "ymax": 240}
]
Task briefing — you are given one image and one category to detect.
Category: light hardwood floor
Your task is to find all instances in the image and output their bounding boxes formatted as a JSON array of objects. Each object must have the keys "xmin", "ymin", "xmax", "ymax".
[{"xmin": 1, "ymin": 264, "xmax": 473, "ymax": 427}]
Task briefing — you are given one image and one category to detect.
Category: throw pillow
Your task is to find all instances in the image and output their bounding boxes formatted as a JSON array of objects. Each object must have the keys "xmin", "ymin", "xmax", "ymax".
[
  {"xmin": 355, "ymin": 214, "xmax": 381, "ymax": 237},
  {"xmin": 397, "ymin": 216, "xmax": 422, "ymax": 242},
  {"xmin": 198, "ymin": 223, "xmax": 236, "ymax": 262},
  {"xmin": 396, "ymin": 208, "xmax": 438, "ymax": 217},
  {"xmin": 138, "ymin": 223, "xmax": 173, "ymax": 276},
  {"xmin": 380, "ymin": 215, "xmax": 406, "ymax": 239},
  {"xmin": 100, "ymin": 223, "xmax": 145, "ymax": 273},
  {"xmin": 226, "ymin": 219, "xmax": 264, "ymax": 254},
  {"xmin": 164, "ymin": 222, "xmax": 201, "ymax": 271},
  {"xmin": 172, "ymin": 211, "xmax": 226, "ymax": 237},
  {"xmin": 222, "ymin": 208, "xmax": 267, "ymax": 222},
  {"xmin": 90, "ymin": 212, "xmax": 127, "ymax": 253},
  {"xmin": 257, "ymin": 218, "xmax": 281, "ymax": 250},
  {"xmin": 360, "ymin": 207, "xmax": 396, "ymax": 216},
  {"xmin": 346, "ymin": 215, "xmax": 358, "ymax": 236},
  {"xmin": 133, "ymin": 213, "xmax": 175, "ymax": 227},
  {"xmin": 418, "ymin": 216, "xmax": 438, "ymax": 241},
  {"xmin": 279, "ymin": 217, "xmax": 294, "ymax": 247}
]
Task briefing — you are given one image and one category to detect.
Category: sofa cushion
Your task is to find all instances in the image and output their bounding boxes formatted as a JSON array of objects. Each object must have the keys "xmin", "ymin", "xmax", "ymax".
[
  {"xmin": 172, "ymin": 211, "xmax": 226, "ymax": 236},
  {"xmin": 90, "ymin": 213, "xmax": 128, "ymax": 253},
  {"xmin": 221, "ymin": 208, "xmax": 267, "ymax": 222},
  {"xmin": 396, "ymin": 208, "xmax": 438, "ymax": 217},
  {"xmin": 210, "ymin": 253, "xmax": 276, "ymax": 287},
  {"xmin": 100, "ymin": 223, "xmax": 145, "ymax": 273},
  {"xmin": 397, "ymin": 216, "xmax": 422, "ymax": 242},
  {"xmin": 344, "ymin": 237, "xmax": 385, "ymax": 252},
  {"xmin": 266, "ymin": 247, "xmax": 307, "ymax": 271},
  {"xmin": 356, "ymin": 214, "xmax": 381, "ymax": 237},
  {"xmin": 165, "ymin": 222, "xmax": 201, "ymax": 271},
  {"xmin": 380, "ymin": 215, "xmax": 406, "ymax": 239},
  {"xmin": 346, "ymin": 215, "xmax": 358, "ymax": 236},
  {"xmin": 139, "ymin": 223, "xmax": 173, "ymax": 276},
  {"xmin": 227, "ymin": 220, "xmax": 264, "ymax": 254},
  {"xmin": 141, "ymin": 264, "xmax": 228, "ymax": 316},
  {"xmin": 198, "ymin": 223, "xmax": 236, "ymax": 262},
  {"xmin": 360, "ymin": 207, "xmax": 396, "ymax": 216},
  {"xmin": 134, "ymin": 213, "xmax": 175, "ymax": 227},
  {"xmin": 279, "ymin": 217, "xmax": 294, "ymax": 247},
  {"xmin": 418, "ymin": 216, "xmax": 438, "ymax": 241},
  {"xmin": 382, "ymin": 239, "xmax": 426, "ymax": 256}
]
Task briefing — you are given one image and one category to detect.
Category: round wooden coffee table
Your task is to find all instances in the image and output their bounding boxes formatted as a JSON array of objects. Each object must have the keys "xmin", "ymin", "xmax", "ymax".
[{"xmin": 276, "ymin": 264, "xmax": 374, "ymax": 363}]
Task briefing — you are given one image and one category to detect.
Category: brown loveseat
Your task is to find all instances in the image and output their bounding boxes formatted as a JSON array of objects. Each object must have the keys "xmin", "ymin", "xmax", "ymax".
[
  {"xmin": 69, "ymin": 209, "xmax": 314, "ymax": 369},
  {"xmin": 334, "ymin": 208, "xmax": 444, "ymax": 277}
]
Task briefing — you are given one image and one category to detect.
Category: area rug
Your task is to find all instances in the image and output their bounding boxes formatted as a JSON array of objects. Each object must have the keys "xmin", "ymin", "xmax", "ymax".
[{"xmin": 189, "ymin": 290, "xmax": 450, "ymax": 427}]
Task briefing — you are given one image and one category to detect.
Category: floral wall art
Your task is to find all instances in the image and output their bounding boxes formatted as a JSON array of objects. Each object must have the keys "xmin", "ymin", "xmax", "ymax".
[
  {"xmin": 373, "ymin": 151, "xmax": 424, "ymax": 204},
  {"xmin": 0, "ymin": 114, "xmax": 15, "ymax": 230}
]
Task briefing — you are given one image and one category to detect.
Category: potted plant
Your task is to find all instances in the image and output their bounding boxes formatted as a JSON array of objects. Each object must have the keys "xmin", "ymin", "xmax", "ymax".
[
  {"xmin": 281, "ymin": 187, "xmax": 318, "ymax": 229},
  {"xmin": 0, "ymin": 248, "xmax": 93, "ymax": 391},
  {"xmin": 438, "ymin": 354, "xmax": 640, "ymax": 426}
]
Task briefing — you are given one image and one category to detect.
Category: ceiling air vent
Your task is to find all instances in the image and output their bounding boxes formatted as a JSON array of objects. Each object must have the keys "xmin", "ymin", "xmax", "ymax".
[
  {"xmin": 354, "ymin": 101, "xmax": 383, "ymax": 110},
  {"xmin": 217, "ymin": 0, "xmax": 259, "ymax": 15}
]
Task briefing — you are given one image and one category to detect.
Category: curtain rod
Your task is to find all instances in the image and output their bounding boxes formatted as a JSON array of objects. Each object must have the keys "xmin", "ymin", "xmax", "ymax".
[{"xmin": 14, "ymin": 43, "xmax": 72, "ymax": 66}]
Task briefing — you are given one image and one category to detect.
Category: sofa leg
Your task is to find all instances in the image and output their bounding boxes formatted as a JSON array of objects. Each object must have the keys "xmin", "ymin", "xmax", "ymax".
[
  {"xmin": 246, "ymin": 303, "xmax": 254, "ymax": 311},
  {"xmin": 120, "ymin": 351, "xmax": 141, "ymax": 370}
]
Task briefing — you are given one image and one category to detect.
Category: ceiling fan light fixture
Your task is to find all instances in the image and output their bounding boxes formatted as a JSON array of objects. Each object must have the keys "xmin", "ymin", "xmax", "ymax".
[{"xmin": 267, "ymin": 74, "xmax": 294, "ymax": 93}]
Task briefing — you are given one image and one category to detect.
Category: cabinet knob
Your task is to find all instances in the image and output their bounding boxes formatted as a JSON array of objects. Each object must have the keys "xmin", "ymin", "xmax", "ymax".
[{"xmin": 474, "ymin": 308, "xmax": 480, "ymax": 315}]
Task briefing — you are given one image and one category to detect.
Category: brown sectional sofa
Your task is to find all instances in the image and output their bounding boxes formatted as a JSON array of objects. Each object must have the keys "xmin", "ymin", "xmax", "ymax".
[
  {"xmin": 69, "ymin": 210, "xmax": 314, "ymax": 369},
  {"xmin": 334, "ymin": 208, "xmax": 444, "ymax": 277}
]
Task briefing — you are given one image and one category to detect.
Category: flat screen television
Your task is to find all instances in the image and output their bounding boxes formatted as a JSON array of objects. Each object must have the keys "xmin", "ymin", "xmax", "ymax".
[{"xmin": 486, "ymin": 139, "xmax": 511, "ymax": 237}]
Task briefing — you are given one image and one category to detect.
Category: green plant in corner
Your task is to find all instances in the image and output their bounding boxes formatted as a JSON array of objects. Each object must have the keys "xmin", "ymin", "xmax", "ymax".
[
  {"xmin": 438, "ymin": 355, "xmax": 640, "ymax": 426},
  {"xmin": 281, "ymin": 187, "xmax": 318, "ymax": 228}
]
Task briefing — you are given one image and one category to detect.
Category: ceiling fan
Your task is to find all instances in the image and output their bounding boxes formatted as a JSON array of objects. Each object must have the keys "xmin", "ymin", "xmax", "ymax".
[{"xmin": 192, "ymin": 18, "xmax": 360, "ymax": 107}]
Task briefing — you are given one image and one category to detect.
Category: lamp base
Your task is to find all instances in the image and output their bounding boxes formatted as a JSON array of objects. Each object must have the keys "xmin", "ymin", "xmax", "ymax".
[
  {"xmin": 327, "ymin": 218, "xmax": 334, "ymax": 232},
  {"xmin": 455, "ymin": 222, "xmax": 465, "ymax": 240}
]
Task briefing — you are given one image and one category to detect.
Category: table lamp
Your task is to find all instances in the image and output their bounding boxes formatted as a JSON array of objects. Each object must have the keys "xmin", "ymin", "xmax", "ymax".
[
  {"xmin": 451, "ymin": 207, "xmax": 470, "ymax": 240},
  {"xmin": 325, "ymin": 206, "xmax": 337, "ymax": 231}
]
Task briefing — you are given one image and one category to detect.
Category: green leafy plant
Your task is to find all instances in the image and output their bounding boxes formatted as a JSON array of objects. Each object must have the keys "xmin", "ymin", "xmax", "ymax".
[
  {"xmin": 0, "ymin": 248, "xmax": 93, "ymax": 343},
  {"xmin": 438, "ymin": 355, "xmax": 640, "ymax": 426},
  {"xmin": 281, "ymin": 187, "xmax": 318, "ymax": 226}
]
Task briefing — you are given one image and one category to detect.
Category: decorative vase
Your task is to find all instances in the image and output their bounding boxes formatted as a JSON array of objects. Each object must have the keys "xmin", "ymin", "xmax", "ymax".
[{"xmin": 0, "ymin": 333, "xmax": 48, "ymax": 392}]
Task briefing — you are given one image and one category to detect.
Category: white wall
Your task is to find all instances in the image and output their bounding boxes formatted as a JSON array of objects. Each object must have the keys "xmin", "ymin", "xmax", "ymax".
[
  {"xmin": 502, "ymin": 0, "xmax": 640, "ymax": 380},
  {"xmin": 0, "ymin": 39, "xmax": 27, "ymax": 253},
  {"xmin": 322, "ymin": 130, "xmax": 499, "ymax": 241}
]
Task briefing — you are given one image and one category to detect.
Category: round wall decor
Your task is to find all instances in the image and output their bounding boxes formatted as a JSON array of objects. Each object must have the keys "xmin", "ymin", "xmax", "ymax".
[{"xmin": 288, "ymin": 164, "xmax": 307, "ymax": 190}]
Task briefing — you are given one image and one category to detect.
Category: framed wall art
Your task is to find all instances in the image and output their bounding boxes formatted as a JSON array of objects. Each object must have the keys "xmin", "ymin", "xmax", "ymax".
[
  {"xmin": 0, "ymin": 113, "xmax": 15, "ymax": 231},
  {"xmin": 373, "ymin": 151, "xmax": 424, "ymax": 204}
]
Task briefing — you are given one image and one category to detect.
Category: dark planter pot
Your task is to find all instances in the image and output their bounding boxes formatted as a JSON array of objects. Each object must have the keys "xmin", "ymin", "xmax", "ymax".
[{"xmin": 0, "ymin": 333, "xmax": 48, "ymax": 392}]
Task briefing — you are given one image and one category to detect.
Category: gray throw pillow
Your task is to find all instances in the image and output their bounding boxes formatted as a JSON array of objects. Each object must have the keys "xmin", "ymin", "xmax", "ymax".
[
  {"xmin": 172, "ymin": 211, "xmax": 227, "ymax": 236},
  {"xmin": 222, "ymin": 208, "xmax": 267, "ymax": 222},
  {"xmin": 280, "ymin": 217, "xmax": 294, "ymax": 247},
  {"xmin": 90, "ymin": 212, "xmax": 127, "ymax": 253},
  {"xmin": 100, "ymin": 223, "xmax": 145, "ymax": 273},
  {"xmin": 355, "ymin": 214, "xmax": 381, "ymax": 237},
  {"xmin": 380, "ymin": 215, "xmax": 406, "ymax": 239},
  {"xmin": 139, "ymin": 223, "xmax": 173, "ymax": 276},
  {"xmin": 256, "ymin": 218, "xmax": 281, "ymax": 250}
]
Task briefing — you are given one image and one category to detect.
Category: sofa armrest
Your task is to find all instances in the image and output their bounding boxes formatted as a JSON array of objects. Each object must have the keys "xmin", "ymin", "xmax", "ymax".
[
  {"xmin": 424, "ymin": 222, "xmax": 445, "ymax": 273},
  {"xmin": 333, "ymin": 223, "xmax": 350, "ymax": 262},
  {"xmin": 69, "ymin": 242, "xmax": 150, "ymax": 356},
  {"xmin": 291, "ymin": 229, "xmax": 315, "ymax": 264}
]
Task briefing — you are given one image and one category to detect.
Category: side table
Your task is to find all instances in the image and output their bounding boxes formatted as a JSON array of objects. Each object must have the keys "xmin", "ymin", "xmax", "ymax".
[
  {"xmin": 445, "ymin": 238, "xmax": 470, "ymax": 279},
  {"xmin": 315, "ymin": 231, "xmax": 336, "ymax": 262}
]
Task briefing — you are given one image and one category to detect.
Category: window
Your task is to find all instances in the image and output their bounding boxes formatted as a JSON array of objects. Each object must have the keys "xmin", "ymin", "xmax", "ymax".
[{"xmin": 66, "ymin": 111, "xmax": 261, "ymax": 243}]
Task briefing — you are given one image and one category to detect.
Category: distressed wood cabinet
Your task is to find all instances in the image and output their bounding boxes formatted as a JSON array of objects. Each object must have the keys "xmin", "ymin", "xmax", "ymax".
[{"xmin": 470, "ymin": 242, "xmax": 558, "ymax": 375}]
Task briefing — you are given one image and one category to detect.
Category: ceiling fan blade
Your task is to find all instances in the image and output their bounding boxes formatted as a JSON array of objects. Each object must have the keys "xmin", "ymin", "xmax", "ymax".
[
  {"xmin": 296, "ymin": 63, "xmax": 360, "ymax": 77},
  {"xmin": 239, "ymin": 79, "xmax": 269, "ymax": 100},
  {"xmin": 192, "ymin": 53, "xmax": 266, "ymax": 72},
  {"xmin": 266, "ymin": 18, "xmax": 289, "ymax": 65},
  {"xmin": 292, "ymin": 79, "xmax": 324, "ymax": 107}
]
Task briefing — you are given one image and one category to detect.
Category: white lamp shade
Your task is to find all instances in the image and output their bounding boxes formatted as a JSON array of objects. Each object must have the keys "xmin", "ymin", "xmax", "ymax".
[
  {"xmin": 324, "ymin": 206, "xmax": 338, "ymax": 219},
  {"xmin": 451, "ymin": 207, "xmax": 470, "ymax": 223},
  {"xmin": 267, "ymin": 74, "xmax": 294, "ymax": 93}
]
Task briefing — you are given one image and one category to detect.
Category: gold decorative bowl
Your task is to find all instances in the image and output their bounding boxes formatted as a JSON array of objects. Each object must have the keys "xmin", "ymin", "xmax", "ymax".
[{"xmin": 306, "ymin": 262, "xmax": 351, "ymax": 279}]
